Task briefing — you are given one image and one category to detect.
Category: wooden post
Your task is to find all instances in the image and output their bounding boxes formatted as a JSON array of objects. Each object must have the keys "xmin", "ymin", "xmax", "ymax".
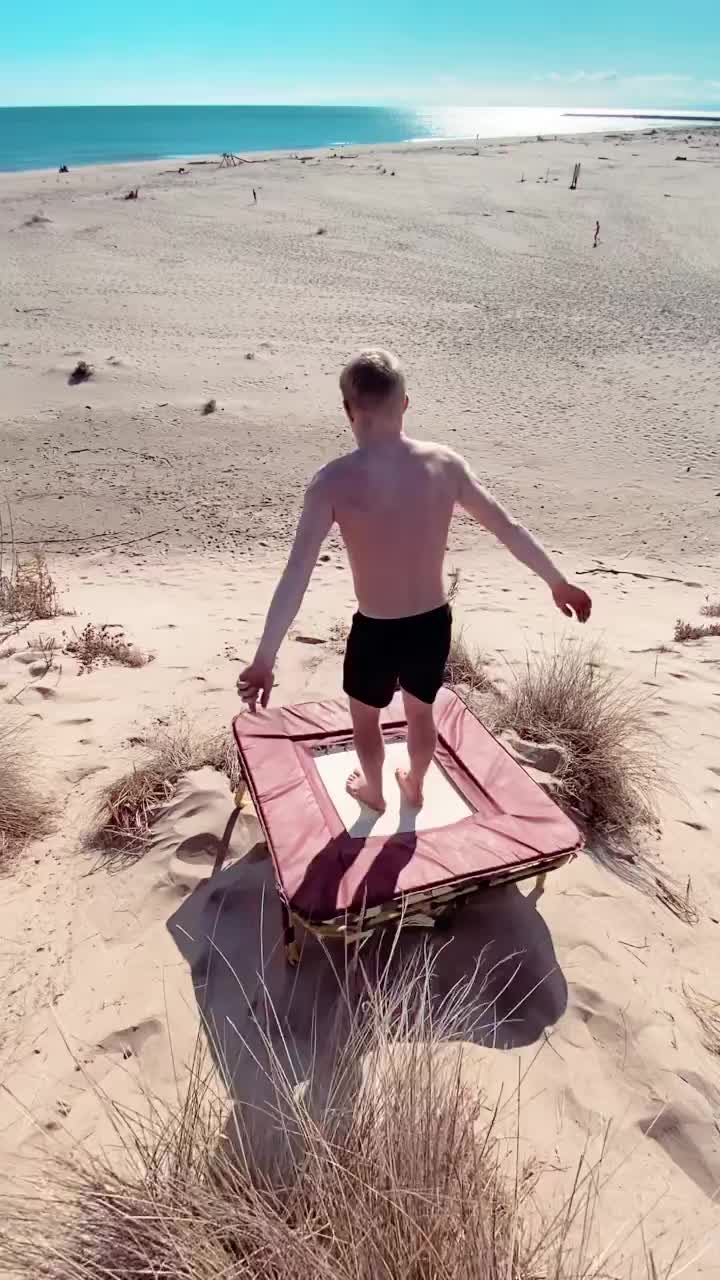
[{"xmin": 570, "ymin": 162, "xmax": 581, "ymax": 191}]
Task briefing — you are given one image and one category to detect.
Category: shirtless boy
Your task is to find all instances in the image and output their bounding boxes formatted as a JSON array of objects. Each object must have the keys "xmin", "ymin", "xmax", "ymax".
[{"xmin": 238, "ymin": 350, "xmax": 592, "ymax": 813}]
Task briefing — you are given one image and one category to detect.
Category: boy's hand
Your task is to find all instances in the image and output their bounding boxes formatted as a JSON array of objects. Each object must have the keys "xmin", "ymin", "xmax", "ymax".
[
  {"xmin": 237, "ymin": 657, "xmax": 274, "ymax": 712},
  {"xmin": 552, "ymin": 581, "xmax": 592, "ymax": 623}
]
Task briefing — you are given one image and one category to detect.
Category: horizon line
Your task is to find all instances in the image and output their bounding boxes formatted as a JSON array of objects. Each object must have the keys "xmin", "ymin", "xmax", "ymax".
[{"xmin": 2, "ymin": 100, "xmax": 719, "ymax": 112}]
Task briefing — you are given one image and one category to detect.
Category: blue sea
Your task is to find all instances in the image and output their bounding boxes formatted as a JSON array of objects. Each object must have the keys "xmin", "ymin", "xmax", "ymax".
[{"xmin": 1, "ymin": 104, "xmax": 718, "ymax": 173}]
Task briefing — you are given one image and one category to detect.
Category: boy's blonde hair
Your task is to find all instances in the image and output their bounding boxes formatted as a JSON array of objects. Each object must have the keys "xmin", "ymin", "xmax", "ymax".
[{"xmin": 339, "ymin": 349, "xmax": 406, "ymax": 410}]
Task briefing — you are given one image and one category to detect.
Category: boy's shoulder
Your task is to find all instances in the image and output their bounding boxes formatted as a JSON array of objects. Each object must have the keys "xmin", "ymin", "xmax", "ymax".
[
  {"xmin": 307, "ymin": 450, "xmax": 357, "ymax": 494},
  {"xmin": 409, "ymin": 439, "xmax": 466, "ymax": 469}
]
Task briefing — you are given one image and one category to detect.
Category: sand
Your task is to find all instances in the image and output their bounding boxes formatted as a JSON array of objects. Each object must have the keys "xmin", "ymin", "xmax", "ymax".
[{"xmin": 1, "ymin": 129, "xmax": 720, "ymax": 1273}]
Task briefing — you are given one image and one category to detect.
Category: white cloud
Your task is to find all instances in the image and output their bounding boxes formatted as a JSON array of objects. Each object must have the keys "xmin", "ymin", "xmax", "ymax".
[{"xmin": 541, "ymin": 70, "xmax": 618, "ymax": 84}]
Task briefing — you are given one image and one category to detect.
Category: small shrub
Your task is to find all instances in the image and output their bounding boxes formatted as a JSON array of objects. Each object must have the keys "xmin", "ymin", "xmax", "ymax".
[
  {"xmin": 700, "ymin": 600, "xmax": 720, "ymax": 619},
  {"xmin": 64, "ymin": 623, "xmax": 149, "ymax": 674},
  {"xmin": 315, "ymin": 226, "xmax": 327, "ymax": 235},
  {"xmin": 68, "ymin": 360, "xmax": 93, "ymax": 385},
  {"xmin": 0, "ymin": 550, "xmax": 60, "ymax": 621},
  {"xmin": 202, "ymin": 398, "xmax": 217, "ymax": 415},
  {"xmin": 0, "ymin": 721, "xmax": 52, "ymax": 864},
  {"xmin": 92, "ymin": 715, "xmax": 241, "ymax": 857},
  {"xmin": 491, "ymin": 644, "xmax": 661, "ymax": 838},
  {"xmin": 28, "ymin": 633, "xmax": 57, "ymax": 675},
  {"xmin": 674, "ymin": 617, "xmax": 720, "ymax": 642}
]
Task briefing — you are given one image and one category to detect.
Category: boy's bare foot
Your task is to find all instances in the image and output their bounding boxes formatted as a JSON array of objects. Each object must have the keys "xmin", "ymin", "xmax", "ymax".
[
  {"xmin": 346, "ymin": 769, "xmax": 386, "ymax": 813},
  {"xmin": 396, "ymin": 767, "xmax": 424, "ymax": 809}
]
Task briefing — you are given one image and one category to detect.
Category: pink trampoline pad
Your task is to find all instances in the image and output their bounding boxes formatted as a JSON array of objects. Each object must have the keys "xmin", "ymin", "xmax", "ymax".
[{"xmin": 232, "ymin": 688, "xmax": 582, "ymax": 922}]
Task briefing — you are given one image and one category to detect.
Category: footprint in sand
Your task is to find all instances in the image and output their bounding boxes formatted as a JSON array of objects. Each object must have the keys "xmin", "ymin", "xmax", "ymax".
[
  {"xmin": 60, "ymin": 716, "xmax": 93, "ymax": 726},
  {"xmin": 638, "ymin": 1105, "xmax": 720, "ymax": 1200},
  {"xmin": 14, "ymin": 651, "xmax": 39, "ymax": 666},
  {"xmin": 98, "ymin": 1017, "xmax": 163, "ymax": 1059},
  {"xmin": 675, "ymin": 1069, "xmax": 720, "ymax": 1111},
  {"xmin": 65, "ymin": 763, "xmax": 109, "ymax": 784}
]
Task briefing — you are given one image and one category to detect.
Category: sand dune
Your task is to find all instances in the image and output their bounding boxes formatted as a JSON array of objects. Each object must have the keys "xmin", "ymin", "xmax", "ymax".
[{"xmin": 1, "ymin": 130, "xmax": 720, "ymax": 1272}]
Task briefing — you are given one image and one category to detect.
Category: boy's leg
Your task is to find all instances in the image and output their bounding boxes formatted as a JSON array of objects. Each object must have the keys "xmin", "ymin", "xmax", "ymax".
[
  {"xmin": 346, "ymin": 697, "xmax": 386, "ymax": 812},
  {"xmin": 396, "ymin": 690, "xmax": 436, "ymax": 807},
  {"xmin": 343, "ymin": 612, "xmax": 397, "ymax": 812},
  {"xmin": 396, "ymin": 604, "xmax": 451, "ymax": 808}
]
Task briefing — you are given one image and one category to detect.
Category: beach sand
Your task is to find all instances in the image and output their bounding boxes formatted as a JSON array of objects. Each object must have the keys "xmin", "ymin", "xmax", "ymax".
[{"xmin": 1, "ymin": 130, "xmax": 719, "ymax": 1272}]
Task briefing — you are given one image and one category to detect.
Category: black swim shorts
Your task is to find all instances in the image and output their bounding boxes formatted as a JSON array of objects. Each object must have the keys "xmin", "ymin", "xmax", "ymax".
[{"xmin": 343, "ymin": 604, "xmax": 452, "ymax": 709}]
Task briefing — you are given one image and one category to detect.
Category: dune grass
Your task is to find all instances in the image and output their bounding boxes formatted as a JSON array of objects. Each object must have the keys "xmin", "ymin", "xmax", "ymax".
[
  {"xmin": 444, "ymin": 630, "xmax": 494, "ymax": 698},
  {"xmin": 0, "ymin": 953, "xmax": 679, "ymax": 1279},
  {"xmin": 0, "ymin": 549, "xmax": 60, "ymax": 623},
  {"xmin": 684, "ymin": 983, "xmax": 720, "ymax": 1056},
  {"xmin": 0, "ymin": 720, "xmax": 52, "ymax": 865},
  {"xmin": 92, "ymin": 714, "xmax": 241, "ymax": 859},
  {"xmin": 489, "ymin": 645, "xmax": 662, "ymax": 840},
  {"xmin": 1, "ymin": 506, "xmax": 63, "ymax": 627},
  {"xmin": 700, "ymin": 600, "xmax": 720, "ymax": 619}
]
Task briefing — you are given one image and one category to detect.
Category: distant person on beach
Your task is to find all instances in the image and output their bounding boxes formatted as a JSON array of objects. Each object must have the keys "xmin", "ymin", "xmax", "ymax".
[
  {"xmin": 238, "ymin": 350, "xmax": 591, "ymax": 812},
  {"xmin": 593, "ymin": 220, "xmax": 600, "ymax": 248},
  {"xmin": 59, "ymin": 164, "xmax": 69, "ymax": 174}
]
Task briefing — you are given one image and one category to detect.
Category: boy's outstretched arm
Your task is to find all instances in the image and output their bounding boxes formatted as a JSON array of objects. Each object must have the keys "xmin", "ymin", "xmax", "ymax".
[
  {"xmin": 238, "ymin": 473, "xmax": 334, "ymax": 710},
  {"xmin": 455, "ymin": 456, "xmax": 592, "ymax": 622}
]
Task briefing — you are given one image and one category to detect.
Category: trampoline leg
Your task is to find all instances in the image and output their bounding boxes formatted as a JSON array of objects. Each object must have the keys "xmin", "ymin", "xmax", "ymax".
[
  {"xmin": 281, "ymin": 902, "xmax": 300, "ymax": 967},
  {"xmin": 535, "ymin": 872, "xmax": 547, "ymax": 896}
]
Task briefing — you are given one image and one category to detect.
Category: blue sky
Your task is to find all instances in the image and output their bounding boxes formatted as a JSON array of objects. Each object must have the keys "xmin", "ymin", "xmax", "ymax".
[{"xmin": 2, "ymin": 0, "xmax": 719, "ymax": 107}]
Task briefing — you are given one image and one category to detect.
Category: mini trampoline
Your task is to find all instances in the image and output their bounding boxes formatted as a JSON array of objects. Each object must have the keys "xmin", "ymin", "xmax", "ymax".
[{"xmin": 232, "ymin": 688, "xmax": 582, "ymax": 963}]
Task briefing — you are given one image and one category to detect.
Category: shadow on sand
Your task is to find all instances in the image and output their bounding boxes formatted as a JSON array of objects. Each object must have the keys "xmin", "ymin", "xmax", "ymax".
[{"xmin": 167, "ymin": 848, "xmax": 567, "ymax": 1163}]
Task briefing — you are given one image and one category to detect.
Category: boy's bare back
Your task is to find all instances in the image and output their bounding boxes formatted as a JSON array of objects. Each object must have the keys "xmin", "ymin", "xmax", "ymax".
[{"xmin": 319, "ymin": 437, "xmax": 459, "ymax": 619}]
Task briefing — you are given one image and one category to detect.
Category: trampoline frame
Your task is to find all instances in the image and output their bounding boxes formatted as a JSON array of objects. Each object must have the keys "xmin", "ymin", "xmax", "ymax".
[{"xmin": 232, "ymin": 689, "xmax": 582, "ymax": 964}]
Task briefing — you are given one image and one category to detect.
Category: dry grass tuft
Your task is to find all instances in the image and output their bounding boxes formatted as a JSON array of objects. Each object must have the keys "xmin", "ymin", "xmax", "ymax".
[
  {"xmin": 655, "ymin": 874, "xmax": 700, "ymax": 926},
  {"xmin": 684, "ymin": 983, "xmax": 720, "ymax": 1054},
  {"xmin": 0, "ymin": 721, "xmax": 53, "ymax": 865},
  {"xmin": 0, "ymin": 955, "xmax": 676, "ymax": 1279},
  {"xmin": 446, "ymin": 566, "xmax": 462, "ymax": 606},
  {"xmin": 443, "ymin": 571, "xmax": 497, "ymax": 700},
  {"xmin": 0, "ymin": 550, "xmax": 61, "ymax": 622},
  {"xmin": 700, "ymin": 599, "xmax": 720, "ymax": 619},
  {"xmin": 92, "ymin": 715, "xmax": 240, "ymax": 858},
  {"xmin": 202, "ymin": 397, "xmax": 217, "ymax": 415},
  {"xmin": 674, "ymin": 617, "xmax": 720, "ymax": 642},
  {"xmin": 64, "ymin": 623, "xmax": 150, "ymax": 674},
  {"xmin": 491, "ymin": 645, "xmax": 662, "ymax": 839},
  {"xmin": 445, "ymin": 631, "xmax": 494, "ymax": 697}
]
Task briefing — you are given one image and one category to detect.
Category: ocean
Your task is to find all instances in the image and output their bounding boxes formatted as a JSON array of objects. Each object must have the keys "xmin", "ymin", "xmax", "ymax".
[{"xmin": 1, "ymin": 103, "xmax": 718, "ymax": 173}]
